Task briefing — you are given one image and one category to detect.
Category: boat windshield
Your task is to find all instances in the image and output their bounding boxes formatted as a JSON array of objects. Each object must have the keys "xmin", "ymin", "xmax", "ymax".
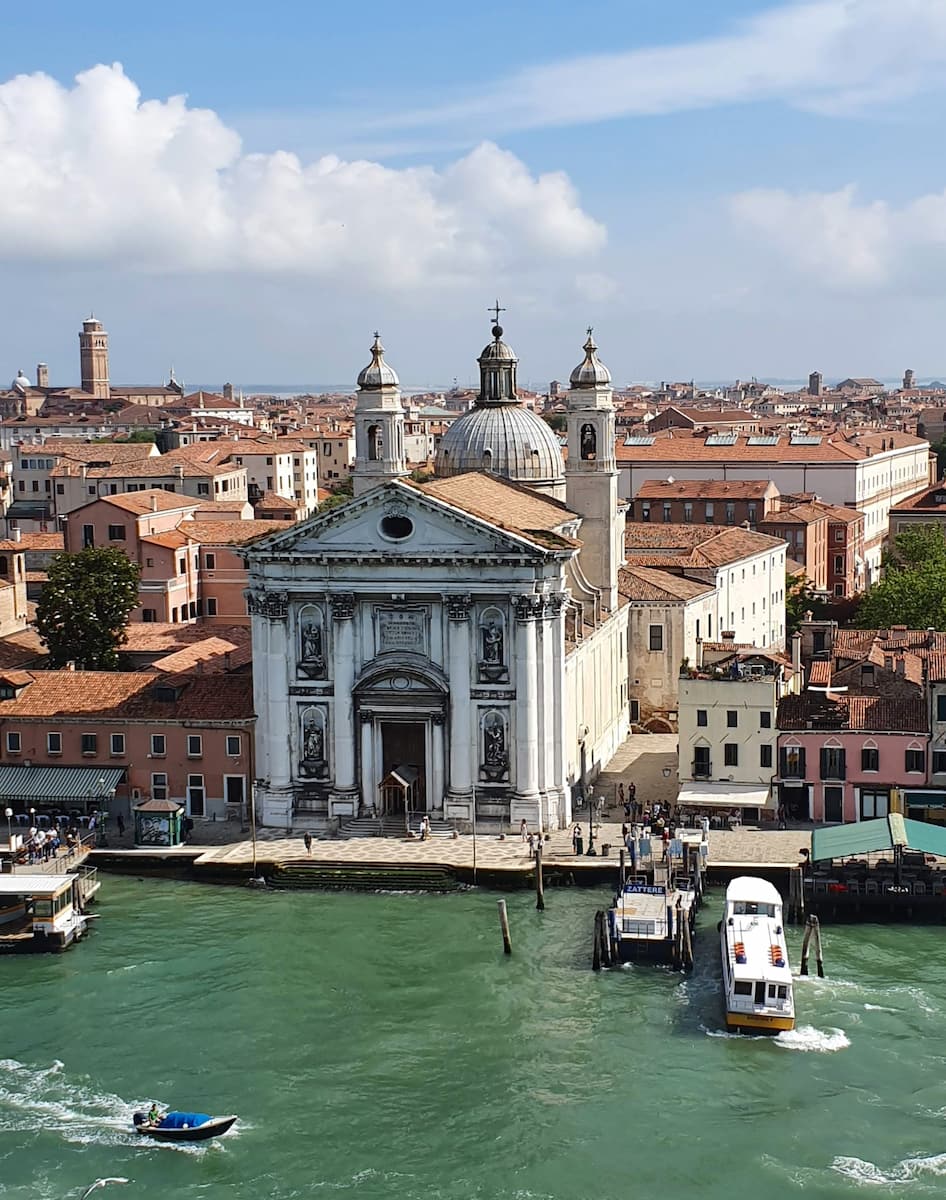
[{"xmin": 732, "ymin": 901, "xmax": 776, "ymax": 917}]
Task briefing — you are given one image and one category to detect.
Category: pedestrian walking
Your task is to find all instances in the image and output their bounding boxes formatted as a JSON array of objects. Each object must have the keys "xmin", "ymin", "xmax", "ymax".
[
  {"xmin": 303, "ymin": 831, "xmax": 313, "ymax": 855},
  {"xmin": 527, "ymin": 831, "xmax": 535, "ymax": 859},
  {"xmin": 700, "ymin": 814, "xmax": 710, "ymax": 842},
  {"xmin": 571, "ymin": 824, "xmax": 580, "ymax": 855},
  {"xmin": 117, "ymin": 813, "xmax": 125, "ymax": 838},
  {"xmin": 520, "ymin": 818, "xmax": 528, "ymax": 842}
]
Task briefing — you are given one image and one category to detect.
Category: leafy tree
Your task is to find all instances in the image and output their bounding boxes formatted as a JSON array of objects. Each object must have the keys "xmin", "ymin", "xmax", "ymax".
[
  {"xmin": 856, "ymin": 525, "xmax": 946, "ymax": 630},
  {"xmin": 545, "ymin": 412, "xmax": 567, "ymax": 432},
  {"xmin": 785, "ymin": 570, "xmax": 828, "ymax": 637},
  {"xmin": 36, "ymin": 547, "xmax": 141, "ymax": 670},
  {"xmin": 318, "ymin": 478, "xmax": 354, "ymax": 513}
]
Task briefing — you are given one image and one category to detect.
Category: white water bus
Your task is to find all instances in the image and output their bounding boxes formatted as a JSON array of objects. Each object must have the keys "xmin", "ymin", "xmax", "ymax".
[{"xmin": 719, "ymin": 876, "xmax": 795, "ymax": 1033}]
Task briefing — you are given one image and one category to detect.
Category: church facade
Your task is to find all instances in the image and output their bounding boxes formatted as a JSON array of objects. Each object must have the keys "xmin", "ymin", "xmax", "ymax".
[{"xmin": 246, "ymin": 320, "xmax": 629, "ymax": 830}]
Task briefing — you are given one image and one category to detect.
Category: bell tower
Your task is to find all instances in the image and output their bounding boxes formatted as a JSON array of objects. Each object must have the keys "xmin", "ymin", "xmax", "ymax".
[
  {"xmin": 79, "ymin": 315, "xmax": 110, "ymax": 398},
  {"xmin": 352, "ymin": 333, "xmax": 408, "ymax": 497},
  {"xmin": 565, "ymin": 330, "xmax": 622, "ymax": 611}
]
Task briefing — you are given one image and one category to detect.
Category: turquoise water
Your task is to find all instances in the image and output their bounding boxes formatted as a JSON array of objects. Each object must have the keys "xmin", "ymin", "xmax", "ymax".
[{"xmin": 2, "ymin": 878, "xmax": 946, "ymax": 1198}]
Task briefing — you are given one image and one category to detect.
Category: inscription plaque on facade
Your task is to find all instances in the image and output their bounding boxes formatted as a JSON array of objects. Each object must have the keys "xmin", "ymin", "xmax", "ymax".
[{"xmin": 376, "ymin": 608, "xmax": 428, "ymax": 655}]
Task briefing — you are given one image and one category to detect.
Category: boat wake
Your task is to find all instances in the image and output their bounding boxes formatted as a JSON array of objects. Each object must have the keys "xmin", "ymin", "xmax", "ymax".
[
  {"xmin": 0, "ymin": 1059, "xmax": 211, "ymax": 1154},
  {"xmin": 832, "ymin": 1151, "xmax": 946, "ymax": 1185},
  {"xmin": 775, "ymin": 1025, "xmax": 850, "ymax": 1053},
  {"xmin": 700, "ymin": 1023, "xmax": 849, "ymax": 1051}
]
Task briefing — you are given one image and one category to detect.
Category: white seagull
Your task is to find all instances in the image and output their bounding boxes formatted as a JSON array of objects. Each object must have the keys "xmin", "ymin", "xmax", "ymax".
[{"xmin": 80, "ymin": 1179, "xmax": 130, "ymax": 1199}]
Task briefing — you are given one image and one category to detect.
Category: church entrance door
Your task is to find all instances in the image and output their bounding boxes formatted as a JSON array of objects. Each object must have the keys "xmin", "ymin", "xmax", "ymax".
[{"xmin": 380, "ymin": 721, "xmax": 427, "ymax": 814}]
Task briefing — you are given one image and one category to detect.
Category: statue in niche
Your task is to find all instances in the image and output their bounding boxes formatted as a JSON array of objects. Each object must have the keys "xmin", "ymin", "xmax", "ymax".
[
  {"xmin": 581, "ymin": 423, "xmax": 597, "ymax": 461},
  {"xmin": 478, "ymin": 613, "xmax": 509, "ymax": 682},
  {"xmin": 483, "ymin": 620, "xmax": 503, "ymax": 665},
  {"xmin": 481, "ymin": 711, "xmax": 508, "ymax": 782},
  {"xmin": 302, "ymin": 621, "xmax": 323, "ymax": 662},
  {"xmin": 298, "ymin": 611, "xmax": 326, "ymax": 679},
  {"xmin": 300, "ymin": 709, "xmax": 328, "ymax": 778},
  {"xmin": 368, "ymin": 424, "xmax": 382, "ymax": 461}
]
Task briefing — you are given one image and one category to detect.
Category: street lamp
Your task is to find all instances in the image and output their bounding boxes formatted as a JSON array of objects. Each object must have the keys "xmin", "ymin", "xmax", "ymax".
[
  {"xmin": 4, "ymin": 807, "xmax": 11, "ymax": 863},
  {"xmin": 586, "ymin": 785, "xmax": 595, "ymax": 855},
  {"xmin": 662, "ymin": 766, "xmax": 672, "ymax": 778},
  {"xmin": 29, "ymin": 807, "xmax": 35, "ymax": 831}
]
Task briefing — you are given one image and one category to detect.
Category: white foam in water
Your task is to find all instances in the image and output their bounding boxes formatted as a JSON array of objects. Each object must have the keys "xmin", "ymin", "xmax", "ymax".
[
  {"xmin": 833, "ymin": 1152, "xmax": 946, "ymax": 1185},
  {"xmin": 0, "ymin": 1058, "xmax": 217, "ymax": 1155},
  {"xmin": 776, "ymin": 1025, "xmax": 850, "ymax": 1052}
]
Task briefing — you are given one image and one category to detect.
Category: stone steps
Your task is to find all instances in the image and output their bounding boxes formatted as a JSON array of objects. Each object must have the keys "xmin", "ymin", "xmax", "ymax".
[
  {"xmin": 269, "ymin": 860, "xmax": 461, "ymax": 893},
  {"xmin": 339, "ymin": 816, "xmax": 456, "ymax": 839}
]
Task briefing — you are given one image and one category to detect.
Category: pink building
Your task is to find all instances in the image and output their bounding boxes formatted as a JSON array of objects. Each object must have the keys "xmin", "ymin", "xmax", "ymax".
[
  {"xmin": 776, "ymin": 693, "xmax": 927, "ymax": 823},
  {"xmin": 63, "ymin": 490, "xmax": 284, "ymax": 624},
  {"xmin": 0, "ymin": 668, "xmax": 254, "ymax": 822}
]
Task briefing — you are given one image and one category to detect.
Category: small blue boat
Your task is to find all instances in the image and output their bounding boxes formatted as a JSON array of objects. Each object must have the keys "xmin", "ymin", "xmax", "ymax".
[{"xmin": 133, "ymin": 1111, "xmax": 237, "ymax": 1142}]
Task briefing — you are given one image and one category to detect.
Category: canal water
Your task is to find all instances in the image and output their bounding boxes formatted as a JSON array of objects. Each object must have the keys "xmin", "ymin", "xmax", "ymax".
[{"xmin": 2, "ymin": 878, "xmax": 946, "ymax": 1199}]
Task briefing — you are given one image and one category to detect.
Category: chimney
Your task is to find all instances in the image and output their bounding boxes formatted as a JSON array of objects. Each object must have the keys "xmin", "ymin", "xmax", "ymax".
[
  {"xmin": 36, "ymin": 363, "xmax": 48, "ymax": 388},
  {"xmin": 791, "ymin": 630, "xmax": 801, "ymax": 678},
  {"xmin": 11, "ymin": 527, "xmax": 21, "ymax": 544},
  {"xmin": 150, "ymin": 494, "xmax": 158, "ymax": 512},
  {"xmin": 65, "ymin": 660, "xmax": 76, "ymax": 672},
  {"xmin": 695, "ymin": 638, "xmax": 704, "ymax": 670},
  {"xmin": 175, "ymin": 464, "xmax": 185, "ymax": 479},
  {"xmin": 896, "ymin": 655, "xmax": 905, "ymax": 677}
]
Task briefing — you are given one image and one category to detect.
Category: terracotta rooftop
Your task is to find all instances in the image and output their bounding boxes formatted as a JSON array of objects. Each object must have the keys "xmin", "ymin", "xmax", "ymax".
[
  {"xmin": 149, "ymin": 636, "xmax": 253, "ymax": 674},
  {"xmin": 0, "ymin": 533, "xmax": 63, "ymax": 551},
  {"xmin": 90, "ymin": 490, "xmax": 199, "ymax": 515},
  {"xmin": 180, "ymin": 519, "xmax": 287, "ymax": 545},
  {"xmin": 140, "ymin": 530, "xmax": 194, "ymax": 550},
  {"xmin": 616, "ymin": 429, "xmax": 926, "ymax": 464},
  {"xmin": 624, "ymin": 522, "xmax": 785, "ymax": 566},
  {"xmin": 889, "ymin": 480, "xmax": 946, "ymax": 512},
  {"xmin": 808, "ymin": 660, "xmax": 832, "ymax": 686},
  {"xmin": 254, "ymin": 491, "xmax": 301, "ymax": 511},
  {"xmin": 618, "ymin": 566, "xmax": 714, "ymax": 603},
  {"xmin": 415, "ymin": 474, "xmax": 579, "ymax": 544},
  {"xmin": 0, "ymin": 629, "xmax": 48, "ymax": 669},
  {"xmin": 33, "ymin": 440, "xmax": 157, "ymax": 464},
  {"xmin": 194, "ymin": 500, "xmax": 254, "ymax": 513},
  {"xmin": 634, "ymin": 479, "xmax": 775, "ymax": 500},
  {"xmin": 777, "ymin": 693, "xmax": 927, "ymax": 732},
  {"xmin": 0, "ymin": 669, "xmax": 254, "ymax": 720},
  {"xmin": 120, "ymin": 623, "xmax": 251, "ymax": 655}
]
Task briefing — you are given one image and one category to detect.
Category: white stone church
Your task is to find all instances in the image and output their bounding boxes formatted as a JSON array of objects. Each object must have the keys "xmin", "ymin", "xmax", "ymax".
[{"xmin": 246, "ymin": 318, "xmax": 629, "ymax": 830}]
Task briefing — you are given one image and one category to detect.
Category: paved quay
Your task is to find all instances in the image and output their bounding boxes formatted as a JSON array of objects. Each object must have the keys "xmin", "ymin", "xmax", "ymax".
[{"xmin": 193, "ymin": 822, "xmax": 811, "ymax": 874}]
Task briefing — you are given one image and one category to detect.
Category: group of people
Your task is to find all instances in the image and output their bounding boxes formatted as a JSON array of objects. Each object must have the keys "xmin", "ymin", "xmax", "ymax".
[
  {"xmin": 518, "ymin": 819, "xmax": 548, "ymax": 859},
  {"xmin": 17, "ymin": 823, "xmax": 79, "ymax": 865}
]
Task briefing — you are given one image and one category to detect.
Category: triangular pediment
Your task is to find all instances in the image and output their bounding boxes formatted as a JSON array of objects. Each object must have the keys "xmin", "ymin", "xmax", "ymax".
[{"xmin": 246, "ymin": 480, "xmax": 558, "ymax": 560}]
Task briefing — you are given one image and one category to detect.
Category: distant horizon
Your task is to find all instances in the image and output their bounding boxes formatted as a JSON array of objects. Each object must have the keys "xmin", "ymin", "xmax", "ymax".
[{"xmin": 187, "ymin": 375, "xmax": 946, "ymax": 399}]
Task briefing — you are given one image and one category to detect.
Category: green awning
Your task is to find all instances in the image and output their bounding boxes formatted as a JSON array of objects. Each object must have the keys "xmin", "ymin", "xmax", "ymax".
[
  {"xmin": 811, "ymin": 813, "xmax": 946, "ymax": 862},
  {"xmin": 0, "ymin": 765, "xmax": 125, "ymax": 804}
]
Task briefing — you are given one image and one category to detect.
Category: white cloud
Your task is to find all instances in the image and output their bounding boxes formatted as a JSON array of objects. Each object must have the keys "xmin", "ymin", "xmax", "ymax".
[
  {"xmin": 0, "ymin": 64, "xmax": 605, "ymax": 284},
  {"xmin": 379, "ymin": 0, "xmax": 946, "ymax": 135},
  {"xmin": 731, "ymin": 184, "xmax": 946, "ymax": 289}
]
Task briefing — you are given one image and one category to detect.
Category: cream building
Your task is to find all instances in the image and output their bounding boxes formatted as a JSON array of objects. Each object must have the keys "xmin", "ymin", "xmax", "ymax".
[{"xmin": 246, "ymin": 322, "xmax": 629, "ymax": 831}]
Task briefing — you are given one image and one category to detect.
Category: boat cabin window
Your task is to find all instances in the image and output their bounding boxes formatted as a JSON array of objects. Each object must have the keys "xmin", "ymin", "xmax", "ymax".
[
  {"xmin": 734, "ymin": 981, "xmax": 753, "ymax": 995},
  {"xmin": 732, "ymin": 901, "xmax": 776, "ymax": 917},
  {"xmin": 33, "ymin": 899, "xmax": 53, "ymax": 917}
]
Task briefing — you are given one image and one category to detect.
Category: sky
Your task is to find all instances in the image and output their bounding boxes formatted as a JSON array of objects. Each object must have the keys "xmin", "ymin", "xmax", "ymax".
[{"xmin": 1, "ymin": 0, "xmax": 946, "ymax": 389}]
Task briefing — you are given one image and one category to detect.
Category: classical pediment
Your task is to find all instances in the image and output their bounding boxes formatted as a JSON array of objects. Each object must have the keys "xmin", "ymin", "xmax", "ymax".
[{"xmin": 246, "ymin": 480, "xmax": 556, "ymax": 561}]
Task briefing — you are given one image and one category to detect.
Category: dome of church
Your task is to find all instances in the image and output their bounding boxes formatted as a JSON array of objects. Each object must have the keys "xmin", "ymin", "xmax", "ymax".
[
  {"xmin": 569, "ymin": 330, "xmax": 611, "ymax": 387},
  {"xmin": 478, "ymin": 325, "xmax": 518, "ymax": 365},
  {"xmin": 11, "ymin": 370, "xmax": 30, "ymax": 391},
  {"xmin": 436, "ymin": 400, "xmax": 565, "ymax": 484},
  {"xmin": 357, "ymin": 334, "xmax": 399, "ymax": 389}
]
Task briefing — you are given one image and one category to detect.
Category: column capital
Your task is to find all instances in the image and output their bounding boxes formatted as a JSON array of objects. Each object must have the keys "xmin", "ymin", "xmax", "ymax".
[
  {"xmin": 330, "ymin": 592, "xmax": 357, "ymax": 620},
  {"xmin": 247, "ymin": 589, "xmax": 288, "ymax": 620},
  {"xmin": 514, "ymin": 595, "xmax": 543, "ymax": 622},
  {"xmin": 445, "ymin": 593, "xmax": 473, "ymax": 620},
  {"xmin": 546, "ymin": 591, "xmax": 567, "ymax": 615}
]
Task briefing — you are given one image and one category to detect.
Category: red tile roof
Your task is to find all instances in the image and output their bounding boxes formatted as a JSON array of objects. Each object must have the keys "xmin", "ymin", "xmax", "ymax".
[
  {"xmin": 634, "ymin": 479, "xmax": 774, "ymax": 500},
  {"xmin": 93, "ymin": 490, "xmax": 199, "ymax": 515},
  {"xmin": 0, "ymin": 670, "xmax": 254, "ymax": 720},
  {"xmin": 180, "ymin": 519, "xmax": 287, "ymax": 546},
  {"xmin": 618, "ymin": 566, "xmax": 714, "ymax": 602},
  {"xmin": 777, "ymin": 693, "xmax": 926, "ymax": 732}
]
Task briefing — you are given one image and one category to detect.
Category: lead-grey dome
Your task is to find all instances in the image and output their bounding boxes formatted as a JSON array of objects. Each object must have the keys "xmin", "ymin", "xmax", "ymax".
[
  {"xmin": 11, "ymin": 370, "xmax": 30, "ymax": 392},
  {"xmin": 569, "ymin": 330, "xmax": 611, "ymax": 387},
  {"xmin": 356, "ymin": 334, "xmax": 399, "ymax": 390},
  {"xmin": 436, "ymin": 400, "xmax": 565, "ymax": 485}
]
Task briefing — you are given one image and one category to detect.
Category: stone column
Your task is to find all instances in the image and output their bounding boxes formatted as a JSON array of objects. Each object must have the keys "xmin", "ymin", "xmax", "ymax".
[
  {"xmin": 445, "ymin": 594, "xmax": 473, "ymax": 816},
  {"xmin": 548, "ymin": 592, "xmax": 568, "ymax": 827},
  {"xmin": 329, "ymin": 592, "xmax": 359, "ymax": 818},
  {"xmin": 248, "ymin": 590, "xmax": 293, "ymax": 830},
  {"xmin": 359, "ymin": 711, "xmax": 375, "ymax": 815},
  {"xmin": 512, "ymin": 595, "xmax": 541, "ymax": 825},
  {"xmin": 537, "ymin": 596, "xmax": 557, "ymax": 830},
  {"xmin": 431, "ymin": 714, "xmax": 446, "ymax": 814}
]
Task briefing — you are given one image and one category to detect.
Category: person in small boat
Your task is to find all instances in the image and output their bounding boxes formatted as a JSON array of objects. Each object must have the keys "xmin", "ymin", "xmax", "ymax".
[{"xmin": 148, "ymin": 1104, "xmax": 162, "ymax": 1126}]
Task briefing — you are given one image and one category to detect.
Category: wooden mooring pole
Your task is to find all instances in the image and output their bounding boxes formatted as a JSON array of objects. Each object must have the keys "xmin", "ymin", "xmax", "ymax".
[
  {"xmin": 799, "ymin": 914, "xmax": 824, "ymax": 977},
  {"xmin": 592, "ymin": 910, "xmax": 602, "ymax": 971},
  {"xmin": 497, "ymin": 899, "xmax": 512, "ymax": 955},
  {"xmin": 619, "ymin": 848, "xmax": 627, "ymax": 892},
  {"xmin": 535, "ymin": 842, "xmax": 545, "ymax": 911}
]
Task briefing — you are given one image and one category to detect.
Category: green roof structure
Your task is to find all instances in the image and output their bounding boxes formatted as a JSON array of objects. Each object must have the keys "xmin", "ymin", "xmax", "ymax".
[{"xmin": 811, "ymin": 814, "xmax": 946, "ymax": 862}]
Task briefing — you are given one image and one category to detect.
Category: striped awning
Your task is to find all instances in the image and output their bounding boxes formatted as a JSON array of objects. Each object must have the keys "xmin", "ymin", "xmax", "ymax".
[{"xmin": 0, "ymin": 766, "xmax": 125, "ymax": 804}]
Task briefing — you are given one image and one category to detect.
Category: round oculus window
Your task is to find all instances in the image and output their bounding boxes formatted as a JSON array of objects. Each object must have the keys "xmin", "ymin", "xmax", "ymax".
[{"xmin": 379, "ymin": 514, "xmax": 414, "ymax": 541}]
